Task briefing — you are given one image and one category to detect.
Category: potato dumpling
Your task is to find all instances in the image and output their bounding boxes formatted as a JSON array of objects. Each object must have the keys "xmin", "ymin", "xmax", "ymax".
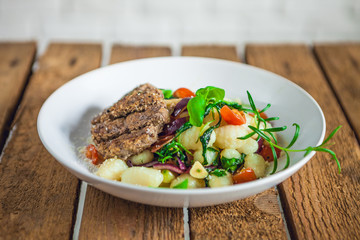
[
  {"xmin": 237, "ymin": 138, "xmax": 259, "ymax": 154},
  {"xmin": 96, "ymin": 158, "xmax": 128, "ymax": 181},
  {"xmin": 207, "ymin": 172, "xmax": 233, "ymax": 188},
  {"xmin": 161, "ymin": 169, "xmax": 177, "ymax": 184},
  {"xmin": 130, "ymin": 150, "xmax": 154, "ymax": 165},
  {"xmin": 193, "ymin": 148, "xmax": 218, "ymax": 166},
  {"xmin": 244, "ymin": 153, "xmax": 267, "ymax": 178},
  {"xmin": 220, "ymin": 148, "xmax": 241, "ymax": 159},
  {"xmin": 121, "ymin": 167, "xmax": 163, "ymax": 187},
  {"xmin": 214, "ymin": 125, "xmax": 250, "ymax": 149},
  {"xmin": 178, "ymin": 125, "xmax": 216, "ymax": 150},
  {"xmin": 170, "ymin": 174, "xmax": 205, "ymax": 189}
]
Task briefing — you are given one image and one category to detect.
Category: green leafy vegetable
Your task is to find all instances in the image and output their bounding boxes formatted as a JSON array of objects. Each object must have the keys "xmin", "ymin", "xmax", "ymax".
[
  {"xmin": 210, "ymin": 169, "xmax": 227, "ymax": 177},
  {"xmin": 160, "ymin": 89, "xmax": 173, "ymax": 99},
  {"xmin": 200, "ymin": 106, "xmax": 222, "ymax": 165},
  {"xmin": 220, "ymin": 154, "xmax": 245, "ymax": 173},
  {"xmin": 188, "ymin": 96, "xmax": 207, "ymax": 126},
  {"xmin": 173, "ymin": 179, "xmax": 188, "ymax": 189},
  {"xmin": 187, "ymin": 86, "xmax": 225, "ymax": 127}
]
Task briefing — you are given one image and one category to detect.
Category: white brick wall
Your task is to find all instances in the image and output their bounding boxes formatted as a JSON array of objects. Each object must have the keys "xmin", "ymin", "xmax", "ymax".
[{"xmin": 0, "ymin": 0, "xmax": 359, "ymax": 53}]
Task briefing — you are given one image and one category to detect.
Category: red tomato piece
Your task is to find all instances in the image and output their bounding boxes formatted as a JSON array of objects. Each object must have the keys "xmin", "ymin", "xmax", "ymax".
[
  {"xmin": 258, "ymin": 144, "xmax": 281, "ymax": 162},
  {"xmin": 220, "ymin": 105, "xmax": 246, "ymax": 125},
  {"xmin": 173, "ymin": 88, "xmax": 195, "ymax": 98},
  {"xmin": 86, "ymin": 144, "xmax": 103, "ymax": 165},
  {"xmin": 232, "ymin": 167, "xmax": 257, "ymax": 184}
]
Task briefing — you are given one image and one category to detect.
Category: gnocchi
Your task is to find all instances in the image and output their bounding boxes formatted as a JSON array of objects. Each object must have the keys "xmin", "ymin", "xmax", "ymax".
[
  {"xmin": 214, "ymin": 125, "xmax": 250, "ymax": 149},
  {"xmin": 170, "ymin": 174, "xmax": 206, "ymax": 189},
  {"xmin": 96, "ymin": 158, "xmax": 128, "ymax": 181},
  {"xmin": 178, "ymin": 125, "xmax": 216, "ymax": 150},
  {"xmin": 244, "ymin": 153, "xmax": 267, "ymax": 178},
  {"xmin": 121, "ymin": 167, "xmax": 163, "ymax": 187},
  {"xmin": 130, "ymin": 150, "xmax": 154, "ymax": 165},
  {"xmin": 208, "ymin": 172, "xmax": 233, "ymax": 188}
]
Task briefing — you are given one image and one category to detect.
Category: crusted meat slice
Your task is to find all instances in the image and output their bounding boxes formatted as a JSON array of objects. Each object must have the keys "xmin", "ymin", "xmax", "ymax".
[
  {"xmin": 95, "ymin": 125, "xmax": 161, "ymax": 160},
  {"xmin": 91, "ymin": 83, "xmax": 170, "ymax": 160},
  {"xmin": 92, "ymin": 83, "xmax": 165, "ymax": 124}
]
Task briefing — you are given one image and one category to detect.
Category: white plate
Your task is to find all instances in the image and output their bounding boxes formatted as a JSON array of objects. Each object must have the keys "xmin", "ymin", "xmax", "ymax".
[{"xmin": 37, "ymin": 57, "xmax": 325, "ymax": 207}]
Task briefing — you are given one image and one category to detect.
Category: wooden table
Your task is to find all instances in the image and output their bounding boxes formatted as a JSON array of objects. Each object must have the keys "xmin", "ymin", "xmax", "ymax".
[{"xmin": 0, "ymin": 42, "xmax": 359, "ymax": 240}]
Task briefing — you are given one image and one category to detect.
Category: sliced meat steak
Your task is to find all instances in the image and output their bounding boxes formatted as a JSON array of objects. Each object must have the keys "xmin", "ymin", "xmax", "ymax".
[{"xmin": 91, "ymin": 83, "xmax": 170, "ymax": 160}]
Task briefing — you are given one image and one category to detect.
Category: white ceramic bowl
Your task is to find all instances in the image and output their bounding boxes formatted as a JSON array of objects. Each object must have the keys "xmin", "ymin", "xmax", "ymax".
[{"xmin": 37, "ymin": 57, "xmax": 325, "ymax": 207}]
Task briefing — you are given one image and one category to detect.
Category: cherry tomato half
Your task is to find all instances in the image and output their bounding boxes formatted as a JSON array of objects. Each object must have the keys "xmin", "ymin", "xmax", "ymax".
[
  {"xmin": 232, "ymin": 167, "xmax": 257, "ymax": 184},
  {"xmin": 220, "ymin": 105, "xmax": 246, "ymax": 125},
  {"xmin": 86, "ymin": 144, "xmax": 103, "ymax": 165},
  {"xmin": 173, "ymin": 88, "xmax": 195, "ymax": 98},
  {"xmin": 258, "ymin": 144, "xmax": 281, "ymax": 162}
]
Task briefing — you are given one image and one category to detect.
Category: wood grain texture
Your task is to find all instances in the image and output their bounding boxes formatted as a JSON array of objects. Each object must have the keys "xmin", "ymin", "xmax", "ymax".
[
  {"xmin": 110, "ymin": 45, "xmax": 171, "ymax": 64},
  {"xmin": 314, "ymin": 43, "xmax": 360, "ymax": 140},
  {"xmin": 246, "ymin": 44, "xmax": 360, "ymax": 240},
  {"xmin": 183, "ymin": 45, "xmax": 287, "ymax": 240},
  {"xmin": 79, "ymin": 45, "xmax": 184, "ymax": 240},
  {"xmin": 182, "ymin": 45, "xmax": 239, "ymax": 62},
  {"xmin": 0, "ymin": 42, "xmax": 36, "ymax": 150},
  {"xmin": 0, "ymin": 43, "xmax": 102, "ymax": 240}
]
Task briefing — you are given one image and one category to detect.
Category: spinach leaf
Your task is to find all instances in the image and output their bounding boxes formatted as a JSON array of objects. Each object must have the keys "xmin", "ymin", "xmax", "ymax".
[
  {"xmin": 210, "ymin": 169, "xmax": 227, "ymax": 177},
  {"xmin": 220, "ymin": 154, "xmax": 245, "ymax": 173}
]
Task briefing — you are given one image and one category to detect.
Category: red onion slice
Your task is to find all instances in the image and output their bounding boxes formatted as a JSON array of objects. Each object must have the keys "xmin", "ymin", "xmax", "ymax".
[
  {"xmin": 150, "ymin": 135, "xmax": 175, "ymax": 153},
  {"xmin": 153, "ymin": 163, "xmax": 184, "ymax": 174},
  {"xmin": 126, "ymin": 159, "xmax": 133, "ymax": 167},
  {"xmin": 173, "ymin": 97, "xmax": 191, "ymax": 117},
  {"xmin": 162, "ymin": 117, "xmax": 187, "ymax": 136},
  {"xmin": 176, "ymin": 156, "xmax": 187, "ymax": 171},
  {"xmin": 256, "ymin": 137, "xmax": 264, "ymax": 153},
  {"xmin": 135, "ymin": 160, "xmax": 159, "ymax": 167}
]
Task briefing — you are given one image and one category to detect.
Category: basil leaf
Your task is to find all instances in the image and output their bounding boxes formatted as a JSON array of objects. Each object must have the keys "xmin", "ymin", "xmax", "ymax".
[
  {"xmin": 196, "ymin": 86, "xmax": 225, "ymax": 102},
  {"xmin": 206, "ymin": 86, "xmax": 225, "ymax": 102},
  {"xmin": 195, "ymin": 87, "xmax": 209, "ymax": 98},
  {"xmin": 173, "ymin": 179, "xmax": 188, "ymax": 189},
  {"xmin": 160, "ymin": 89, "xmax": 173, "ymax": 99},
  {"xmin": 188, "ymin": 96, "xmax": 206, "ymax": 127}
]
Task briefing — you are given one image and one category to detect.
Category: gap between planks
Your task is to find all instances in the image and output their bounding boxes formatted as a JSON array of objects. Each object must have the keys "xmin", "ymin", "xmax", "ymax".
[
  {"xmin": 0, "ymin": 42, "xmax": 37, "ymax": 160},
  {"xmin": 72, "ymin": 42, "xmax": 112, "ymax": 240}
]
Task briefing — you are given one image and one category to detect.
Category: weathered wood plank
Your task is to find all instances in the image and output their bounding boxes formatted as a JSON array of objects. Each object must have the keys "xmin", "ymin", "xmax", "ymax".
[
  {"xmin": 0, "ymin": 43, "xmax": 102, "ymax": 239},
  {"xmin": 0, "ymin": 42, "xmax": 36, "ymax": 150},
  {"xmin": 246, "ymin": 44, "xmax": 360, "ymax": 239},
  {"xmin": 183, "ymin": 45, "xmax": 287, "ymax": 240},
  {"xmin": 314, "ymin": 43, "xmax": 360, "ymax": 140},
  {"xmin": 80, "ymin": 45, "xmax": 184, "ymax": 240},
  {"xmin": 182, "ymin": 45, "xmax": 239, "ymax": 62},
  {"xmin": 110, "ymin": 45, "xmax": 171, "ymax": 63}
]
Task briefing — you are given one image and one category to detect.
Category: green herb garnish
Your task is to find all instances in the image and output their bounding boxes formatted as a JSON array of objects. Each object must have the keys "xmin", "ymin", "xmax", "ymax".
[
  {"xmin": 210, "ymin": 169, "xmax": 227, "ymax": 177},
  {"xmin": 187, "ymin": 86, "xmax": 225, "ymax": 126},
  {"xmin": 160, "ymin": 89, "xmax": 173, "ymax": 99},
  {"xmin": 220, "ymin": 154, "xmax": 245, "ymax": 173},
  {"xmin": 238, "ymin": 91, "xmax": 342, "ymax": 174}
]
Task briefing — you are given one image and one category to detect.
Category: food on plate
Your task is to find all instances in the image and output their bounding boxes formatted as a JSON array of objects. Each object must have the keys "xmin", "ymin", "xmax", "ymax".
[
  {"xmin": 84, "ymin": 84, "xmax": 341, "ymax": 189},
  {"xmin": 90, "ymin": 83, "xmax": 170, "ymax": 160}
]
